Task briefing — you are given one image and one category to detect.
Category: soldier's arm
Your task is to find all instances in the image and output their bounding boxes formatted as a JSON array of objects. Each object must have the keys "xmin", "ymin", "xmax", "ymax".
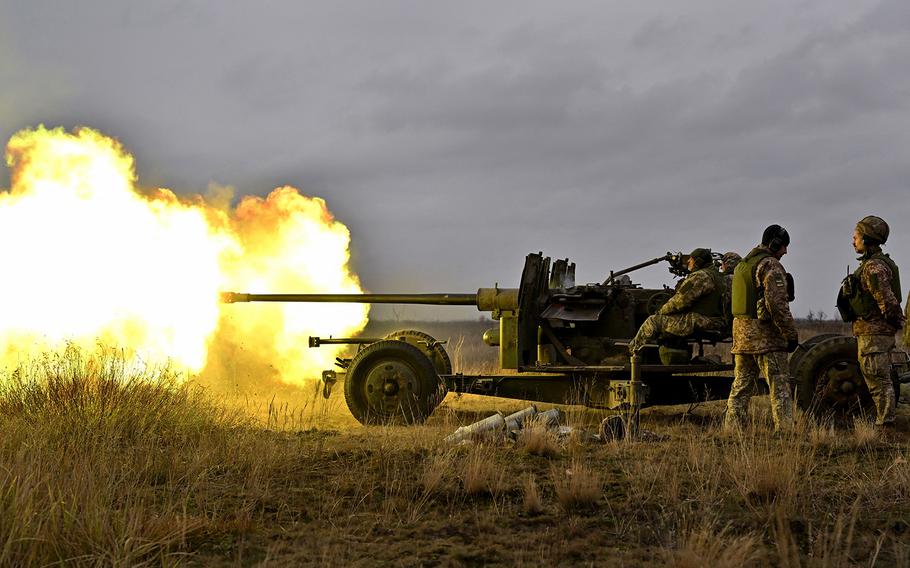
[
  {"xmin": 658, "ymin": 271, "xmax": 712, "ymax": 315},
  {"xmin": 862, "ymin": 260, "xmax": 904, "ymax": 325},
  {"xmin": 759, "ymin": 260, "xmax": 799, "ymax": 340}
]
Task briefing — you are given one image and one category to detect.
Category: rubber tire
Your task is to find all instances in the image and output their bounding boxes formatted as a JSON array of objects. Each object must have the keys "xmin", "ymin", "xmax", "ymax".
[
  {"xmin": 793, "ymin": 335, "xmax": 871, "ymax": 416},
  {"xmin": 788, "ymin": 333, "xmax": 845, "ymax": 376},
  {"xmin": 344, "ymin": 340, "xmax": 442, "ymax": 425},
  {"xmin": 383, "ymin": 329, "xmax": 453, "ymax": 375}
]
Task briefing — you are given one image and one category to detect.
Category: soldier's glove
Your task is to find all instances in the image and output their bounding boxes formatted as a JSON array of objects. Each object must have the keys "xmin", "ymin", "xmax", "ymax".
[{"xmin": 786, "ymin": 338, "xmax": 800, "ymax": 353}]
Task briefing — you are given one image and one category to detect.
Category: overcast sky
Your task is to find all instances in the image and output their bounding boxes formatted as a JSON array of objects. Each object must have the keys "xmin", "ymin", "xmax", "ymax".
[{"xmin": 2, "ymin": 0, "xmax": 909, "ymax": 319}]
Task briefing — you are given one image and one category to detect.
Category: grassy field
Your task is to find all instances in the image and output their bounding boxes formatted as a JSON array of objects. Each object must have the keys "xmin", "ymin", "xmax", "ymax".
[{"xmin": 1, "ymin": 323, "xmax": 909, "ymax": 566}]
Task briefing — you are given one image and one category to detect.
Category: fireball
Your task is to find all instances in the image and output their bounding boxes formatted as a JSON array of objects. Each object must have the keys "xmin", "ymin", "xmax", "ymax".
[{"xmin": 0, "ymin": 125, "xmax": 368, "ymax": 384}]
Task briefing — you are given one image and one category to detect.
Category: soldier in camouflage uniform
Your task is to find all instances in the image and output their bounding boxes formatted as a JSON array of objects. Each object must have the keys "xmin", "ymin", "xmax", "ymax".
[
  {"xmin": 841, "ymin": 216, "xmax": 903, "ymax": 430},
  {"xmin": 721, "ymin": 252, "xmax": 742, "ymax": 275},
  {"xmin": 721, "ymin": 251, "xmax": 742, "ymax": 286},
  {"xmin": 627, "ymin": 248, "xmax": 726, "ymax": 354},
  {"xmin": 724, "ymin": 225, "xmax": 799, "ymax": 432}
]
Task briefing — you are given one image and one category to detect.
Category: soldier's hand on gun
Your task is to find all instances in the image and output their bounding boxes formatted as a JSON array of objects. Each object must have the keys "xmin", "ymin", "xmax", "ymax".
[{"xmin": 786, "ymin": 338, "xmax": 799, "ymax": 353}]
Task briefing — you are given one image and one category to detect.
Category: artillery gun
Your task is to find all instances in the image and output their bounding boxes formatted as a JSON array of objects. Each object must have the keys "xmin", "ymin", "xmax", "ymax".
[{"xmin": 222, "ymin": 252, "xmax": 906, "ymax": 424}]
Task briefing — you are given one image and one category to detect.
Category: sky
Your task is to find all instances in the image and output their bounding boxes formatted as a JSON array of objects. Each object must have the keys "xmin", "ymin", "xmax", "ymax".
[{"xmin": 2, "ymin": 0, "xmax": 909, "ymax": 319}]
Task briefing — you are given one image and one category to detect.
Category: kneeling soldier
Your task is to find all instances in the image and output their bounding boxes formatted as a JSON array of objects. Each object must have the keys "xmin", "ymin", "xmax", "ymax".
[{"xmin": 725, "ymin": 225, "xmax": 799, "ymax": 432}]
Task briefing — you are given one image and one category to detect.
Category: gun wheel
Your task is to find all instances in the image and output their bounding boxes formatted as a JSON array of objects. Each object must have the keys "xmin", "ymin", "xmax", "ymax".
[
  {"xmin": 383, "ymin": 329, "xmax": 453, "ymax": 375},
  {"xmin": 788, "ymin": 333, "xmax": 843, "ymax": 376},
  {"xmin": 792, "ymin": 335, "xmax": 888, "ymax": 417},
  {"xmin": 343, "ymin": 340, "xmax": 443, "ymax": 425}
]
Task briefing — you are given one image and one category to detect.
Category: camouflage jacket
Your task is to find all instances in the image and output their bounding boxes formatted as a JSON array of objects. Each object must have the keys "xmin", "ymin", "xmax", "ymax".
[
  {"xmin": 731, "ymin": 254, "xmax": 798, "ymax": 354},
  {"xmin": 854, "ymin": 256, "xmax": 904, "ymax": 336},
  {"xmin": 657, "ymin": 269, "xmax": 717, "ymax": 316}
]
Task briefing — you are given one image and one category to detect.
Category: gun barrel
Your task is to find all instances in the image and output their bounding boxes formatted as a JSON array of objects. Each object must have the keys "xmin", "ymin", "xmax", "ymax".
[
  {"xmin": 222, "ymin": 287, "xmax": 520, "ymax": 311},
  {"xmin": 222, "ymin": 292, "xmax": 479, "ymax": 305},
  {"xmin": 604, "ymin": 254, "xmax": 672, "ymax": 284}
]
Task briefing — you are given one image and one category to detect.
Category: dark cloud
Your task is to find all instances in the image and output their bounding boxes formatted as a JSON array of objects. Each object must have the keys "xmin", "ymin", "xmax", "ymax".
[{"xmin": 1, "ymin": 0, "xmax": 909, "ymax": 319}]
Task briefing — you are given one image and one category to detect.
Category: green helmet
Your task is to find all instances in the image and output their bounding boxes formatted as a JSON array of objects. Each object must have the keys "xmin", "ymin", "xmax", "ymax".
[
  {"xmin": 688, "ymin": 248, "xmax": 713, "ymax": 270},
  {"xmin": 856, "ymin": 215, "xmax": 890, "ymax": 245}
]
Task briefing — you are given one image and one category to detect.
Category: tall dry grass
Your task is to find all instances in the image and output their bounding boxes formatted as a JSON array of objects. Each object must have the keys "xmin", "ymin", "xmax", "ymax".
[
  {"xmin": 0, "ymin": 345, "xmax": 289, "ymax": 566},
  {"xmin": 522, "ymin": 474, "xmax": 544, "ymax": 515},
  {"xmin": 553, "ymin": 459, "xmax": 601, "ymax": 512},
  {"xmin": 461, "ymin": 445, "xmax": 507, "ymax": 497},
  {"xmin": 516, "ymin": 416, "xmax": 561, "ymax": 458},
  {"xmin": 723, "ymin": 432, "xmax": 812, "ymax": 514},
  {"xmin": 664, "ymin": 523, "xmax": 762, "ymax": 567}
]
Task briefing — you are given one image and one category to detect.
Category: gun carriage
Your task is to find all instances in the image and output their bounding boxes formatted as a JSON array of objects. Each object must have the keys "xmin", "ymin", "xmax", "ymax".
[{"xmin": 223, "ymin": 252, "xmax": 905, "ymax": 424}]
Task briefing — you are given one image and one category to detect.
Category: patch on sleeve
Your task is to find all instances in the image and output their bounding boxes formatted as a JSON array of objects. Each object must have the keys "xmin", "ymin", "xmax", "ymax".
[{"xmin": 774, "ymin": 274, "xmax": 785, "ymax": 287}]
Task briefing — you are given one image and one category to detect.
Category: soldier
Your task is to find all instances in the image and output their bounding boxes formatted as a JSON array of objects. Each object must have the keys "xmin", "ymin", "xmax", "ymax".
[
  {"xmin": 627, "ymin": 248, "xmax": 726, "ymax": 354},
  {"xmin": 839, "ymin": 216, "xmax": 903, "ymax": 432},
  {"xmin": 721, "ymin": 251, "xmax": 742, "ymax": 280},
  {"xmin": 720, "ymin": 251, "xmax": 742, "ymax": 298},
  {"xmin": 724, "ymin": 225, "xmax": 799, "ymax": 432}
]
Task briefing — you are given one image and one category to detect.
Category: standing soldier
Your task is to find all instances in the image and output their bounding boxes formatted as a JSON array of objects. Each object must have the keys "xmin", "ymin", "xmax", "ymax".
[
  {"xmin": 838, "ymin": 216, "xmax": 903, "ymax": 432},
  {"xmin": 724, "ymin": 225, "xmax": 799, "ymax": 432}
]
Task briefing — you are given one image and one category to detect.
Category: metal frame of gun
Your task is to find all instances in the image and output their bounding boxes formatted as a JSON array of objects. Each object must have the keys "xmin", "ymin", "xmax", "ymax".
[{"xmin": 604, "ymin": 252, "xmax": 689, "ymax": 285}]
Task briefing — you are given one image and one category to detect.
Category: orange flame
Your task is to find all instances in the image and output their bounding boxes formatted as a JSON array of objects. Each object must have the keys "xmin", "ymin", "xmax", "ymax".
[{"xmin": 0, "ymin": 125, "xmax": 368, "ymax": 384}]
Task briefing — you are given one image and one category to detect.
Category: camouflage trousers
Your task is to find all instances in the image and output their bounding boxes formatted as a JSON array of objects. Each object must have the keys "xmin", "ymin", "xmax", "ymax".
[
  {"xmin": 627, "ymin": 313, "xmax": 724, "ymax": 354},
  {"xmin": 857, "ymin": 334, "xmax": 896, "ymax": 426},
  {"xmin": 724, "ymin": 351, "xmax": 793, "ymax": 432}
]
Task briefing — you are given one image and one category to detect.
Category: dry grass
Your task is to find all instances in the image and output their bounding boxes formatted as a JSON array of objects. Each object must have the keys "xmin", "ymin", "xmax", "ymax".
[
  {"xmin": 808, "ymin": 420, "xmax": 840, "ymax": 449},
  {"xmin": 882, "ymin": 455, "xmax": 910, "ymax": 499},
  {"xmin": 0, "ymin": 346, "xmax": 255, "ymax": 566},
  {"xmin": 773, "ymin": 507, "xmax": 802, "ymax": 568},
  {"xmin": 420, "ymin": 452, "xmax": 452, "ymax": 494},
  {"xmin": 852, "ymin": 417, "xmax": 879, "ymax": 448},
  {"xmin": 461, "ymin": 445, "xmax": 507, "ymax": 497},
  {"xmin": 724, "ymin": 434, "xmax": 811, "ymax": 513},
  {"xmin": 553, "ymin": 459, "xmax": 601, "ymax": 512},
  {"xmin": 3, "ymin": 323, "xmax": 910, "ymax": 565},
  {"xmin": 810, "ymin": 505, "xmax": 860, "ymax": 567},
  {"xmin": 664, "ymin": 523, "xmax": 762, "ymax": 567},
  {"xmin": 521, "ymin": 474, "xmax": 544, "ymax": 515},
  {"xmin": 516, "ymin": 416, "xmax": 561, "ymax": 458}
]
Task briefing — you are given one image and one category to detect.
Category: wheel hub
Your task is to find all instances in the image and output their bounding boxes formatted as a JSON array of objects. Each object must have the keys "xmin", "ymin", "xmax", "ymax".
[
  {"xmin": 363, "ymin": 360, "xmax": 417, "ymax": 409},
  {"xmin": 818, "ymin": 360, "xmax": 865, "ymax": 408}
]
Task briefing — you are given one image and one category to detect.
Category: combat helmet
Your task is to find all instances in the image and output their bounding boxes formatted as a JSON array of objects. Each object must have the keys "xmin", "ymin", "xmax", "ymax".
[
  {"xmin": 721, "ymin": 251, "xmax": 742, "ymax": 274},
  {"xmin": 688, "ymin": 248, "xmax": 713, "ymax": 270},
  {"xmin": 856, "ymin": 215, "xmax": 889, "ymax": 245}
]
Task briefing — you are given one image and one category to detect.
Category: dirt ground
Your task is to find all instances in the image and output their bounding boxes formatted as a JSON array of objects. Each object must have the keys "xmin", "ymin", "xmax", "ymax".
[{"xmin": 201, "ymin": 390, "xmax": 910, "ymax": 567}]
